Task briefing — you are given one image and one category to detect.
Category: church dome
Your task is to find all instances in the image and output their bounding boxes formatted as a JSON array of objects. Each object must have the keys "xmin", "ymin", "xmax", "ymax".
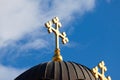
[
  {"xmin": 14, "ymin": 17, "xmax": 111, "ymax": 80},
  {"xmin": 15, "ymin": 61, "xmax": 97, "ymax": 80}
]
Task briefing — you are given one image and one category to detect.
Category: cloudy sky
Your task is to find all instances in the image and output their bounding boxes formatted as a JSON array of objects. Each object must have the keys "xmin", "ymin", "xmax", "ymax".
[{"xmin": 0, "ymin": 0, "xmax": 120, "ymax": 80}]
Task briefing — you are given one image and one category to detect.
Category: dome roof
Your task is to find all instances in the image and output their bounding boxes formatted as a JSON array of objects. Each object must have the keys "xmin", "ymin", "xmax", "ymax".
[{"xmin": 15, "ymin": 61, "xmax": 97, "ymax": 80}]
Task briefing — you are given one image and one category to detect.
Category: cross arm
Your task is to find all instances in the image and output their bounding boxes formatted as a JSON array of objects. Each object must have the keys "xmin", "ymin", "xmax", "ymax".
[
  {"xmin": 59, "ymin": 32, "xmax": 69, "ymax": 44},
  {"xmin": 45, "ymin": 21, "xmax": 57, "ymax": 34}
]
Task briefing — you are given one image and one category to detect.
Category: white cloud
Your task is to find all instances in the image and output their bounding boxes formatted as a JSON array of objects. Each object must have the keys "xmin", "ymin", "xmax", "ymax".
[
  {"xmin": 0, "ymin": 0, "xmax": 40, "ymax": 47},
  {"xmin": 0, "ymin": 0, "xmax": 96, "ymax": 67},
  {"xmin": 0, "ymin": 0, "xmax": 96, "ymax": 79},
  {"xmin": 106, "ymin": 0, "xmax": 111, "ymax": 3},
  {"xmin": 21, "ymin": 39, "xmax": 49, "ymax": 50},
  {"xmin": 0, "ymin": 0, "xmax": 95, "ymax": 47},
  {"xmin": 0, "ymin": 64, "xmax": 25, "ymax": 80}
]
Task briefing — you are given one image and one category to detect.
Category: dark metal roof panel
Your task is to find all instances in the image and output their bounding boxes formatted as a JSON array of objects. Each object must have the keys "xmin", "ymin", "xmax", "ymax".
[{"xmin": 15, "ymin": 61, "xmax": 97, "ymax": 80}]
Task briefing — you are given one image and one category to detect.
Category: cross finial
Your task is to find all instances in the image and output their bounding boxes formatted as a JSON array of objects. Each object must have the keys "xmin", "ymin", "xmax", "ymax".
[
  {"xmin": 92, "ymin": 61, "xmax": 111, "ymax": 80},
  {"xmin": 45, "ymin": 17, "xmax": 69, "ymax": 61}
]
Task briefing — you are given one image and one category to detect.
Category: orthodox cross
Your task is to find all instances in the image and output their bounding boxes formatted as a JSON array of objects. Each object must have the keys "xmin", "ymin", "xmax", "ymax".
[
  {"xmin": 92, "ymin": 61, "xmax": 111, "ymax": 80},
  {"xmin": 45, "ymin": 17, "xmax": 69, "ymax": 61}
]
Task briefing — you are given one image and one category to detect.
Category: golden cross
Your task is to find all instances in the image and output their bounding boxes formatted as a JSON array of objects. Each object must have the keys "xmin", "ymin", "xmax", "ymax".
[
  {"xmin": 92, "ymin": 61, "xmax": 111, "ymax": 80},
  {"xmin": 45, "ymin": 17, "xmax": 69, "ymax": 61}
]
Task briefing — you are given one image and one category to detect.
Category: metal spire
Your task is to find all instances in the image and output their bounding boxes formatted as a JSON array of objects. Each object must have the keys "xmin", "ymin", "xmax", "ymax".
[{"xmin": 45, "ymin": 17, "xmax": 69, "ymax": 61}]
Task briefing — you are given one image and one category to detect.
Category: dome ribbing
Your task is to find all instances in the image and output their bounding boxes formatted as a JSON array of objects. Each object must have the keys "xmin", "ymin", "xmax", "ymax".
[{"xmin": 15, "ymin": 61, "xmax": 97, "ymax": 80}]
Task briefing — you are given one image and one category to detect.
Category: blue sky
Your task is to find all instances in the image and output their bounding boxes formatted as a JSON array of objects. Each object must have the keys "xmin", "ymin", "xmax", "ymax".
[{"xmin": 0, "ymin": 0, "xmax": 119, "ymax": 80}]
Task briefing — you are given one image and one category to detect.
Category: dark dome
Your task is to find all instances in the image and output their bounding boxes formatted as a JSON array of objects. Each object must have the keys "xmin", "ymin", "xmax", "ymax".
[{"xmin": 15, "ymin": 61, "xmax": 97, "ymax": 80}]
